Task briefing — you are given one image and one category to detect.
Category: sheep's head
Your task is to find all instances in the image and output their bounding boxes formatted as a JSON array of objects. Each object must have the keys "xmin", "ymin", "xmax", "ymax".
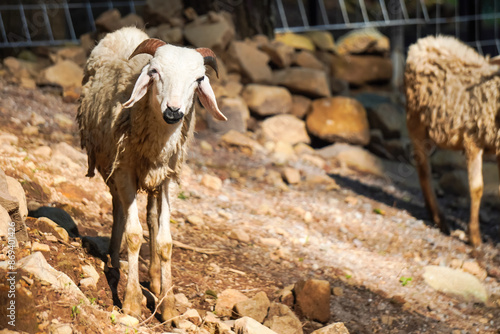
[{"xmin": 123, "ymin": 38, "xmax": 227, "ymax": 124}]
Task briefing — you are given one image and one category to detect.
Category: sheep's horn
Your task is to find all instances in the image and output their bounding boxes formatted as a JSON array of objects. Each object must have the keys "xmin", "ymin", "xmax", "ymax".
[
  {"xmin": 196, "ymin": 48, "xmax": 219, "ymax": 78},
  {"xmin": 129, "ymin": 38, "xmax": 166, "ymax": 60}
]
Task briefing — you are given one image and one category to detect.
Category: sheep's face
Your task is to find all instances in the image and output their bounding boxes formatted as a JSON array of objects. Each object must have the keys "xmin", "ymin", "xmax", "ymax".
[{"xmin": 123, "ymin": 44, "xmax": 226, "ymax": 125}]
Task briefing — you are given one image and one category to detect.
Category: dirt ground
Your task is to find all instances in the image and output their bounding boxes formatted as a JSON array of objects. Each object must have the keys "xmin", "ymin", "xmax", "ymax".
[{"xmin": 1, "ymin": 79, "xmax": 500, "ymax": 334}]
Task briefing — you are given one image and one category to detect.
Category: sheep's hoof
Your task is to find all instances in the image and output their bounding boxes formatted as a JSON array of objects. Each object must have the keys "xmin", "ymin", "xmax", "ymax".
[
  {"xmin": 160, "ymin": 295, "xmax": 178, "ymax": 324},
  {"xmin": 122, "ymin": 294, "xmax": 143, "ymax": 318}
]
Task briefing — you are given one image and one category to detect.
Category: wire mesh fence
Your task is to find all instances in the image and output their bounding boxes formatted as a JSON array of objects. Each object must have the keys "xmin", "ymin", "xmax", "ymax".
[{"xmin": 0, "ymin": 0, "xmax": 499, "ymax": 57}]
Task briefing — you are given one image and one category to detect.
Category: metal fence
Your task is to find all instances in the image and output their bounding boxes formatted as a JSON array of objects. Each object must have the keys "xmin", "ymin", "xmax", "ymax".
[{"xmin": 0, "ymin": 0, "xmax": 499, "ymax": 57}]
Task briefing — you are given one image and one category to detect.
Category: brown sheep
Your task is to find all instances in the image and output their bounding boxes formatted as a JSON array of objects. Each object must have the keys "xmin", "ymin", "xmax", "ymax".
[{"xmin": 405, "ymin": 35, "xmax": 500, "ymax": 246}]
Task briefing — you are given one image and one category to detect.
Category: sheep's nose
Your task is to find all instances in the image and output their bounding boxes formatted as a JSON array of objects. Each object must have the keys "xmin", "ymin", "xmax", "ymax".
[{"xmin": 163, "ymin": 106, "xmax": 184, "ymax": 124}]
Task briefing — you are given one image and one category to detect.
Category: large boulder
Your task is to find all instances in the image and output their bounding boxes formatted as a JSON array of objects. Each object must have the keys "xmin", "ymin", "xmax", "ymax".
[
  {"xmin": 260, "ymin": 114, "xmax": 310, "ymax": 145},
  {"xmin": 38, "ymin": 60, "xmax": 83, "ymax": 90},
  {"xmin": 234, "ymin": 291, "xmax": 271, "ymax": 323},
  {"xmin": 290, "ymin": 95, "xmax": 312, "ymax": 119},
  {"xmin": 263, "ymin": 303, "xmax": 303, "ymax": 334},
  {"xmin": 293, "ymin": 51, "xmax": 324, "ymax": 70},
  {"xmin": 227, "ymin": 41, "xmax": 273, "ymax": 84},
  {"xmin": 332, "ymin": 55, "xmax": 392, "ymax": 86},
  {"xmin": 304, "ymin": 31, "xmax": 335, "ymax": 52},
  {"xmin": 184, "ymin": 12, "xmax": 235, "ymax": 52},
  {"xmin": 365, "ymin": 102, "xmax": 404, "ymax": 139},
  {"xmin": 206, "ymin": 97, "xmax": 249, "ymax": 134},
  {"xmin": 274, "ymin": 32, "xmax": 315, "ymax": 51},
  {"xmin": 214, "ymin": 289, "xmax": 248, "ymax": 318},
  {"xmin": 335, "ymin": 28, "xmax": 390, "ymax": 55},
  {"xmin": 0, "ymin": 169, "xmax": 28, "ymax": 241},
  {"xmin": 273, "ymin": 68, "xmax": 330, "ymax": 98},
  {"xmin": 261, "ymin": 41, "xmax": 295, "ymax": 68},
  {"xmin": 306, "ymin": 97, "xmax": 370, "ymax": 145},
  {"xmin": 241, "ymin": 84, "xmax": 292, "ymax": 116}
]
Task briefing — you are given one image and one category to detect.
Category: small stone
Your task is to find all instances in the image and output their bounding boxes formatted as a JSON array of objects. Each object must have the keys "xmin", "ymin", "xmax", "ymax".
[
  {"xmin": 229, "ymin": 229, "xmax": 250, "ymax": 243},
  {"xmin": 235, "ymin": 316, "xmax": 278, "ymax": 334},
  {"xmin": 461, "ymin": 261, "xmax": 488, "ymax": 281},
  {"xmin": 290, "ymin": 95, "xmax": 312, "ymax": 119},
  {"xmin": 215, "ymin": 289, "xmax": 248, "ymax": 318},
  {"xmin": 332, "ymin": 287, "xmax": 344, "ymax": 296},
  {"xmin": 201, "ymin": 174, "xmax": 222, "ymax": 191},
  {"xmin": 111, "ymin": 310, "xmax": 139, "ymax": 327},
  {"xmin": 260, "ymin": 114, "xmax": 310, "ymax": 145},
  {"xmin": 310, "ymin": 322, "xmax": 350, "ymax": 334},
  {"xmin": 234, "ymin": 291, "xmax": 271, "ymax": 323},
  {"xmin": 47, "ymin": 323, "xmax": 73, "ymax": 334},
  {"xmin": 187, "ymin": 215, "xmax": 204, "ymax": 227},
  {"xmin": 200, "ymin": 140, "xmax": 213, "ymax": 152},
  {"xmin": 183, "ymin": 309, "xmax": 202, "ymax": 326},
  {"xmin": 220, "ymin": 130, "xmax": 264, "ymax": 154},
  {"xmin": 32, "ymin": 146, "xmax": 52, "ymax": 159},
  {"xmin": 282, "ymin": 167, "xmax": 301, "ymax": 185},
  {"xmin": 34, "ymin": 217, "xmax": 70, "ymax": 243},
  {"xmin": 81, "ymin": 264, "xmax": 100, "ymax": 285},
  {"xmin": 260, "ymin": 238, "xmax": 281, "ymax": 248},
  {"xmin": 295, "ymin": 279, "xmax": 331, "ymax": 323},
  {"xmin": 241, "ymin": 84, "xmax": 292, "ymax": 116},
  {"xmin": 274, "ymin": 68, "xmax": 330, "ymax": 98},
  {"xmin": 293, "ymin": 51, "xmax": 324, "ymax": 70},
  {"xmin": 45, "ymin": 235, "xmax": 57, "ymax": 242},
  {"xmin": 32, "ymin": 242, "xmax": 50, "ymax": 252},
  {"xmin": 275, "ymin": 32, "xmax": 315, "ymax": 51},
  {"xmin": 263, "ymin": 303, "xmax": 303, "ymax": 334},
  {"xmin": 79, "ymin": 277, "xmax": 97, "ymax": 289},
  {"xmin": 23, "ymin": 126, "xmax": 39, "ymax": 136}
]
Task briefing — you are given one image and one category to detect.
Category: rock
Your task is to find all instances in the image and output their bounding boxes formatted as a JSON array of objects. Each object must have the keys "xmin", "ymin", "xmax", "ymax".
[
  {"xmin": 81, "ymin": 264, "xmax": 100, "ymax": 285},
  {"xmin": 272, "ymin": 141, "xmax": 297, "ymax": 164},
  {"xmin": 263, "ymin": 303, "xmax": 303, "ymax": 334},
  {"xmin": 215, "ymin": 289, "xmax": 248, "ymax": 317},
  {"xmin": 260, "ymin": 115, "xmax": 310, "ymax": 145},
  {"xmin": 201, "ymin": 174, "xmax": 223, "ymax": 191},
  {"xmin": 307, "ymin": 97, "xmax": 370, "ymax": 145},
  {"xmin": 183, "ymin": 309, "xmax": 202, "ymax": 326},
  {"xmin": 111, "ymin": 310, "xmax": 140, "ymax": 327},
  {"xmin": 295, "ymin": 279, "xmax": 330, "ymax": 323},
  {"xmin": 220, "ymin": 130, "xmax": 264, "ymax": 154},
  {"xmin": 175, "ymin": 293, "xmax": 192, "ymax": 314},
  {"xmin": 261, "ymin": 41, "xmax": 295, "ymax": 68},
  {"xmin": 293, "ymin": 51, "xmax": 324, "ymax": 70},
  {"xmin": 260, "ymin": 237, "xmax": 281, "ymax": 248},
  {"xmin": 34, "ymin": 217, "xmax": 70, "ymax": 243},
  {"xmin": 423, "ymin": 265, "xmax": 488, "ymax": 303},
  {"xmin": 17, "ymin": 252, "xmax": 87, "ymax": 301},
  {"xmin": 234, "ymin": 291, "xmax": 271, "ymax": 323},
  {"xmin": 274, "ymin": 68, "xmax": 330, "ymax": 98},
  {"xmin": 275, "ymin": 32, "xmax": 315, "ymax": 51},
  {"xmin": 151, "ymin": 24, "xmax": 183, "ymax": 45},
  {"xmin": 95, "ymin": 9, "xmax": 122, "ymax": 32},
  {"xmin": 335, "ymin": 28, "xmax": 390, "ymax": 55},
  {"xmin": 186, "ymin": 215, "xmax": 204, "ymax": 227},
  {"xmin": 241, "ymin": 84, "xmax": 292, "ymax": 117},
  {"xmin": 118, "ymin": 13, "xmax": 144, "ymax": 30},
  {"xmin": 54, "ymin": 113, "xmax": 75, "ymax": 130},
  {"xmin": 0, "ymin": 169, "xmax": 28, "ymax": 241},
  {"xmin": 184, "ymin": 12, "xmax": 235, "ymax": 52},
  {"xmin": 317, "ymin": 143, "xmax": 385, "ymax": 177},
  {"xmin": 282, "ymin": 167, "xmax": 301, "ymax": 184},
  {"xmin": 144, "ymin": 0, "xmax": 182, "ymax": 25},
  {"xmin": 228, "ymin": 41, "xmax": 273, "ymax": 83},
  {"xmin": 438, "ymin": 170, "xmax": 469, "ymax": 196},
  {"xmin": 32, "ymin": 146, "xmax": 52, "ymax": 159},
  {"xmin": 234, "ymin": 316, "xmax": 278, "ymax": 334},
  {"xmin": 32, "ymin": 241, "xmax": 50, "ymax": 252},
  {"xmin": 461, "ymin": 261, "xmax": 488, "ymax": 281},
  {"xmin": 22, "ymin": 125, "xmax": 39, "ymax": 136},
  {"xmin": 29, "ymin": 206, "xmax": 79, "ymax": 237},
  {"xmin": 311, "ymin": 323, "xmax": 350, "ymax": 334},
  {"xmin": 229, "ymin": 229, "xmax": 251, "ymax": 243},
  {"xmin": 266, "ymin": 170, "xmax": 289, "ymax": 191},
  {"xmin": 52, "ymin": 142, "xmax": 87, "ymax": 166},
  {"xmin": 0, "ymin": 132, "xmax": 19, "ymax": 146},
  {"xmin": 365, "ymin": 103, "xmax": 404, "ymax": 139},
  {"xmin": 38, "ymin": 60, "xmax": 83, "ymax": 90},
  {"xmin": 207, "ymin": 97, "xmax": 249, "ymax": 134},
  {"xmin": 331, "ymin": 55, "xmax": 392, "ymax": 86},
  {"xmin": 0, "ymin": 205, "xmax": 11, "ymax": 238},
  {"xmin": 291, "ymin": 95, "xmax": 311, "ymax": 119},
  {"xmin": 304, "ymin": 31, "xmax": 335, "ymax": 52},
  {"xmin": 47, "ymin": 323, "xmax": 73, "ymax": 334},
  {"xmin": 52, "ymin": 47, "xmax": 87, "ymax": 67},
  {"xmin": 79, "ymin": 277, "xmax": 97, "ymax": 289},
  {"xmin": 278, "ymin": 285, "xmax": 294, "ymax": 307}
]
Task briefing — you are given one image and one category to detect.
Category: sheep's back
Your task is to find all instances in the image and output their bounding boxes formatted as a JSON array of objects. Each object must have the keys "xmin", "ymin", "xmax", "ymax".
[{"xmin": 405, "ymin": 35, "xmax": 500, "ymax": 150}]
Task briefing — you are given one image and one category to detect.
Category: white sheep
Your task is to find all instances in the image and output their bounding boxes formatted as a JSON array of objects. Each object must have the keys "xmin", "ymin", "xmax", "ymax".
[
  {"xmin": 405, "ymin": 35, "xmax": 500, "ymax": 246},
  {"xmin": 77, "ymin": 27, "xmax": 226, "ymax": 321}
]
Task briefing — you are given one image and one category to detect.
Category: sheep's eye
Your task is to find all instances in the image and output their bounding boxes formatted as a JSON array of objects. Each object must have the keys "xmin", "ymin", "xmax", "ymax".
[
  {"xmin": 149, "ymin": 68, "xmax": 158, "ymax": 76},
  {"xmin": 196, "ymin": 76, "xmax": 204, "ymax": 83}
]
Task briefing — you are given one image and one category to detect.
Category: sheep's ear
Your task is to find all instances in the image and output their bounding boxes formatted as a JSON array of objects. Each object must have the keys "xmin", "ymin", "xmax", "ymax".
[
  {"xmin": 196, "ymin": 76, "xmax": 227, "ymax": 121},
  {"xmin": 123, "ymin": 67, "xmax": 151, "ymax": 108}
]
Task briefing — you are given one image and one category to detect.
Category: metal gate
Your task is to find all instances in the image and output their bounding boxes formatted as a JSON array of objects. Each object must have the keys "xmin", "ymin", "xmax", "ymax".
[{"xmin": 0, "ymin": 0, "xmax": 499, "ymax": 56}]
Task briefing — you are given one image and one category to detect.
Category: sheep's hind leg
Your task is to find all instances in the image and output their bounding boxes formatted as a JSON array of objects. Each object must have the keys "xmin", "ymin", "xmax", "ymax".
[
  {"xmin": 157, "ymin": 180, "xmax": 178, "ymax": 323},
  {"xmin": 412, "ymin": 138, "xmax": 449, "ymax": 234},
  {"xmin": 146, "ymin": 192, "xmax": 161, "ymax": 296},
  {"xmin": 465, "ymin": 139, "xmax": 483, "ymax": 247},
  {"xmin": 116, "ymin": 172, "xmax": 144, "ymax": 318}
]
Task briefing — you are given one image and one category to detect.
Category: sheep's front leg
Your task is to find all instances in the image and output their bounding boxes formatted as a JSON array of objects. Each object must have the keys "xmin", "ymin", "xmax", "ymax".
[
  {"xmin": 465, "ymin": 139, "xmax": 483, "ymax": 247},
  {"xmin": 157, "ymin": 180, "xmax": 178, "ymax": 322},
  {"xmin": 146, "ymin": 193, "xmax": 161, "ymax": 296},
  {"xmin": 115, "ymin": 172, "xmax": 144, "ymax": 318}
]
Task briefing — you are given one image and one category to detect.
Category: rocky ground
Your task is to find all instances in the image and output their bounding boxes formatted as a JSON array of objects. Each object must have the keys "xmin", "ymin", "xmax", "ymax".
[{"xmin": 0, "ymin": 72, "xmax": 500, "ymax": 334}]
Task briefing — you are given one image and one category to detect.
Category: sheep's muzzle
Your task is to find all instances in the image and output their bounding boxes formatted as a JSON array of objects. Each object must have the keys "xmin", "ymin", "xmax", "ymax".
[{"xmin": 163, "ymin": 107, "xmax": 184, "ymax": 124}]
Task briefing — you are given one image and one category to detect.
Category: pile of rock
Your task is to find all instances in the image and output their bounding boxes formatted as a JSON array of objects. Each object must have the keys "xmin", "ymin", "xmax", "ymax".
[{"xmin": 0, "ymin": 167, "xmax": 28, "ymax": 242}]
